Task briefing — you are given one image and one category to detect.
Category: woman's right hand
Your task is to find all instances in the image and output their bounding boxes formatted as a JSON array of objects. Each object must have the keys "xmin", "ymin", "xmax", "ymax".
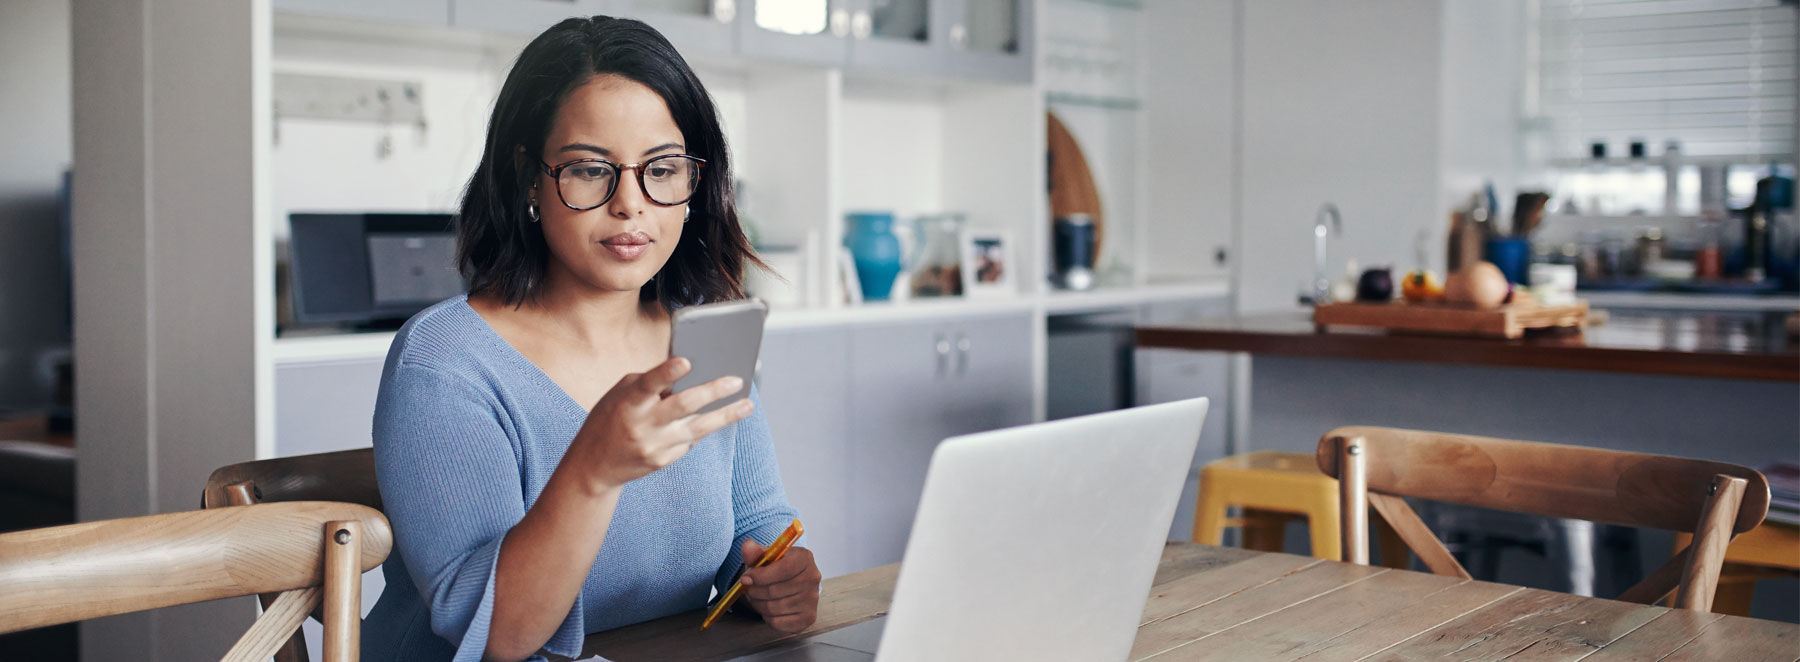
[{"xmin": 569, "ymin": 357, "xmax": 754, "ymax": 493}]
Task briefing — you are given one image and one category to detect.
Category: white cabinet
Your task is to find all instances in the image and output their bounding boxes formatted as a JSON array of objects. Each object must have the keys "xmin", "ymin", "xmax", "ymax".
[
  {"xmin": 756, "ymin": 327, "xmax": 854, "ymax": 579},
  {"xmin": 620, "ymin": 1, "xmax": 739, "ymax": 59},
  {"xmin": 738, "ymin": 0, "xmax": 854, "ymax": 66},
  {"xmin": 846, "ymin": 313, "xmax": 1034, "ymax": 570},
  {"xmin": 275, "ymin": 0, "xmax": 451, "ymax": 25},
  {"xmin": 448, "ymin": 0, "xmax": 611, "ymax": 35}
]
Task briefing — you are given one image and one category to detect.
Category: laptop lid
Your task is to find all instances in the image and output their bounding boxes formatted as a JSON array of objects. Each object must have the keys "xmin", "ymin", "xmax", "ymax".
[{"xmin": 873, "ymin": 398, "xmax": 1210, "ymax": 661}]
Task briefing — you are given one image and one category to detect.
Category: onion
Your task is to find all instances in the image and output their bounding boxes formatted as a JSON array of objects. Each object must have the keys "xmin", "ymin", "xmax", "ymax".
[{"xmin": 1444, "ymin": 262, "xmax": 1509, "ymax": 310}]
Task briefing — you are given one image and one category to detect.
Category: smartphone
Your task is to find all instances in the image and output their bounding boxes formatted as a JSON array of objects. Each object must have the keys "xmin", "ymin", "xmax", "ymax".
[{"xmin": 668, "ymin": 298, "xmax": 767, "ymax": 415}]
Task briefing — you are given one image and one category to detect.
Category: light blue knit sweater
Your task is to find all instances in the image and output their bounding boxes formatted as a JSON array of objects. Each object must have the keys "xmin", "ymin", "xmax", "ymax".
[{"xmin": 361, "ymin": 296, "xmax": 799, "ymax": 662}]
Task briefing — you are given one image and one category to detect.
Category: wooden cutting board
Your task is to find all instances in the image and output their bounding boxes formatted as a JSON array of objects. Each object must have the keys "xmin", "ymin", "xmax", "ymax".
[
  {"xmin": 1313, "ymin": 300, "xmax": 1589, "ymax": 339},
  {"xmin": 1047, "ymin": 111, "xmax": 1104, "ymax": 259}
]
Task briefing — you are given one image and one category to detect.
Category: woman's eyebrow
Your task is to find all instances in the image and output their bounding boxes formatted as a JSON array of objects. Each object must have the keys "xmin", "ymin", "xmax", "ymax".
[
  {"xmin": 642, "ymin": 142, "xmax": 685, "ymax": 157},
  {"xmin": 559, "ymin": 142, "xmax": 611, "ymax": 156}
]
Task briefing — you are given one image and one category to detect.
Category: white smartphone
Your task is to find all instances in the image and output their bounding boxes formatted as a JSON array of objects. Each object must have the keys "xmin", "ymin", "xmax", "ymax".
[{"xmin": 668, "ymin": 298, "xmax": 768, "ymax": 415}]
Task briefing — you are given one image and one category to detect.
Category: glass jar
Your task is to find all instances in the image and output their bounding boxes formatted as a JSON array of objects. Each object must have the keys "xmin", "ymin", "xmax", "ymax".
[{"xmin": 909, "ymin": 213, "xmax": 965, "ymax": 297}]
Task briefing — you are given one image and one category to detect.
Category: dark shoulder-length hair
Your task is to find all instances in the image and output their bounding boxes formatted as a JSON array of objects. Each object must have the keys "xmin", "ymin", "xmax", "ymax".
[{"xmin": 456, "ymin": 15, "xmax": 762, "ymax": 308}]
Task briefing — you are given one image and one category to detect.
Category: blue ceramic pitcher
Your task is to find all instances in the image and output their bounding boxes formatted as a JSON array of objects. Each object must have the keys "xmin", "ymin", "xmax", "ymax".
[{"xmin": 845, "ymin": 211, "xmax": 904, "ymax": 301}]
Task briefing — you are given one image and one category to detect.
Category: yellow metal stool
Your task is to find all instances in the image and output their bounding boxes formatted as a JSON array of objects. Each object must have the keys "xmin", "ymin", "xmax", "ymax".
[
  {"xmin": 1192, "ymin": 451, "xmax": 1344, "ymax": 560},
  {"xmin": 1672, "ymin": 522, "xmax": 1800, "ymax": 615}
]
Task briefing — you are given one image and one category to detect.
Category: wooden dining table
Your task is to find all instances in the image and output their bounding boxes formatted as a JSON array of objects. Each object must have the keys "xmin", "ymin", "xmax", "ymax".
[{"xmin": 573, "ymin": 542, "xmax": 1799, "ymax": 661}]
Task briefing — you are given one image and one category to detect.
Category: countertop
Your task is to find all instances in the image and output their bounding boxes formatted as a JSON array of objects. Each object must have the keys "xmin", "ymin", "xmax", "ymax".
[{"xmin": 1137, "ymin": 308, "xmax": 1799, "ymax": 382}]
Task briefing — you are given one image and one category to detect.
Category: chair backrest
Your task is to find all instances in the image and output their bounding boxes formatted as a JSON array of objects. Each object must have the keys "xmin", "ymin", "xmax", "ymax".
[
  {"xmin": 202, "ymin": 448, "xmax": 381, "ymax": 662},
  {"xmin": 1315, "ymin": 426, "xmax": 1770, "ymax": 612},
  {"xmin": 203, "ymin": 448, "xmax": 381, "ymax": 511},
  {"xmin": 0, "ymin": 501, "xmax": 391, "ymax": 662}
]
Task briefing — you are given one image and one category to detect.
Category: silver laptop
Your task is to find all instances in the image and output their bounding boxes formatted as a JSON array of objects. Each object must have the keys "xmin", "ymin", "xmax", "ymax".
[{"xmin": 730, "ymin": 398, "xmax": 1210, "ymax": 662}]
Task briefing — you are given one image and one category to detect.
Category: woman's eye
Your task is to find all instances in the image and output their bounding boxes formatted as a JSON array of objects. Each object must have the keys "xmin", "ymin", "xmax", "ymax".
[
  {"xmin": 646, "ymin": 166, "xmax": 677, "ymax": 180},
  {"xmin": 571, "ymin": 166, "xmax": 613, "ymax": 181}
]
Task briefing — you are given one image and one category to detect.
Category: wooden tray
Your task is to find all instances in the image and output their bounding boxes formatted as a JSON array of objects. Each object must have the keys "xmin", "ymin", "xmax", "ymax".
[{"xmin": 1313, "ymin": 300, "xmax": 1589, "ymax": 339}]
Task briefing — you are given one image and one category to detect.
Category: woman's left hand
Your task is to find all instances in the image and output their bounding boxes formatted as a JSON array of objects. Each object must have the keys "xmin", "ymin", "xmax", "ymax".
[{"xmin": 737, "ymin": 538, "xmax": 822, "ymax": 633}]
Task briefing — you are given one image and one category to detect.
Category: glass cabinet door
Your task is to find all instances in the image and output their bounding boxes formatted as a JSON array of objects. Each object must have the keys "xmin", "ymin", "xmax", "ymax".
[
  {"xmin": 942, "ymin": 0, "xmax": 1031, "ymax": 82},
  {"xmin": 847, "ymin": 0, "xmax": 940, "ymax": 73},
  {"xmin": 623, "ymin": 0, "xmax": 737, "ymax": 57},
  {"xmin": 739, "ymin": 0, "xmax": 853, "ymax": 65},
  {"xmin": 958, "ymin": 0, "xmax": 1018, "ymax": 56}
]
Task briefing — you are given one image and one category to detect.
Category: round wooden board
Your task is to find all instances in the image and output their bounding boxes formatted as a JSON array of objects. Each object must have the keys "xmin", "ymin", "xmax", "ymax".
[{"xmin": 1046, "ymin": 111, "xmax": 1104, "ymax": 260}]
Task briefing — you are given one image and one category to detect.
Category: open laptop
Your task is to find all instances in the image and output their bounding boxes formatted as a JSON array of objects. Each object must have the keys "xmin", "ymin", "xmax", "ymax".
[{"xmin": 729, "ymin": 397, "xmax": 1210, "ymax": 661}]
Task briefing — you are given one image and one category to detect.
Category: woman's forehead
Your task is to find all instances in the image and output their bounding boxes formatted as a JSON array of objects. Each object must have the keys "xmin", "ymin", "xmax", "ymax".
[{"xmin": 547, "ymin": 74, "xmax": 685, "ymax": 156}]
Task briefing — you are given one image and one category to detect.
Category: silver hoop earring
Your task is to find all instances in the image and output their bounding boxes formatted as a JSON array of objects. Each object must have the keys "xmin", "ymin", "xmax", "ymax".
[
  {"xmin": 528, "ymin": 203, "xmax": 540, "ymax": 223},
  {"xmin": 683, "ymin": 206, "xmax": 691, "ymax": 224}
]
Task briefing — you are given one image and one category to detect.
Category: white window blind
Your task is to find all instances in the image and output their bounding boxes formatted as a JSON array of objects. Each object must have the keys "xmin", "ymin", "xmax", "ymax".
[{"xmin": 1533, "ymin": 0, "xmax": 1798, "ymax": 163}]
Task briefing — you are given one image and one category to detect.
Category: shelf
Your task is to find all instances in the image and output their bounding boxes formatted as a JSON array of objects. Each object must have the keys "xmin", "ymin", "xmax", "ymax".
[
  {"xmin": 1040, "ymin": 280, "xmax": 1230, "ymax": 315},
  {"xmin": 1055, "ymin": 0, "xmax": 1143, "ymax": 10},
  {"xmin": 270, "ymin": 280, "xmax": 1232, "ymax": 364},
  {"xmin": 1046, "ymin": 91, "xmax": 1141, "ymax": 111}
]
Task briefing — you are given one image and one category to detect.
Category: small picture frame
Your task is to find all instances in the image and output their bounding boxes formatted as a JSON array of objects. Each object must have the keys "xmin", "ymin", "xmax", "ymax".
[
  {"xmin": 960, "ymin": 228, "xmax": 1014, "ymax": 298},
  {"xmin": 836, "ymin": 246, "xmax": 863, "ymax": 305}
]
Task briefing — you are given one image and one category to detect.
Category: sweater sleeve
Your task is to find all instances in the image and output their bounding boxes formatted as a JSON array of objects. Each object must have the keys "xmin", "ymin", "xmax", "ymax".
[
  {"xmin": 715, "ymin": 385, "xmax": 804, "ymax": 594},
  {"xmin": 372, "ymin": 363, "xmax": 585, "ymax": 662}
]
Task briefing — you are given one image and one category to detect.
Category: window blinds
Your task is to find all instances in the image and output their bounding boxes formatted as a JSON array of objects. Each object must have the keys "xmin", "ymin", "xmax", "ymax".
[{"xmin": 1534, "ymin": 0, "xmax": 1798, "ymax": 163}]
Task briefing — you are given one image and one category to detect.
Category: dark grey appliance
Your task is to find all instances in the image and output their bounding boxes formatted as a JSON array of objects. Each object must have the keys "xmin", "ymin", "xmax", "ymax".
[{"xmin": 288, "ymin": 212, "xmax": 462, "ymax": 328}]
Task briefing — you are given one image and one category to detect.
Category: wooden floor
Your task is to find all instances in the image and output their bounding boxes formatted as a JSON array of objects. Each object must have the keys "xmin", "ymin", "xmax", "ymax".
[{"xmin": 577, "ymin": 542, "xmax": 1800, "ymax": 661}]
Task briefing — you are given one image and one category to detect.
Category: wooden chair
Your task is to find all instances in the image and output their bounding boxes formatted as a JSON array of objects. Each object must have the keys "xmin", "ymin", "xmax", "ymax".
[
  {"xmin": 0, "ymin": 500, "xmax": 391, "ymax": 662},
  {"xmin": 1315, "ymin": 426, "xmax": 1770, "ymax": 612},
  {"xmin": 201, "ymin": 448, "xmax": 381, "ymax": 662}
]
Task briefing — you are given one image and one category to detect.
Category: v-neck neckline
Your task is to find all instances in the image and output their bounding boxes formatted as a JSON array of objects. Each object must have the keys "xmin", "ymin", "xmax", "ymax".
[{"xmin": 455, "ymin": 295, "xmax": 594, "ymax": 420}]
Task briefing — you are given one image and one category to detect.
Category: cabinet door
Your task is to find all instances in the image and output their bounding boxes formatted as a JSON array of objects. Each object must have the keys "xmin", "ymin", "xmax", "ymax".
[
  {"xmin": 274, "ymin": 0, "xmax": 451, "ymax": 25},
  {"xmin": 845, "ymin": 318, "xmax": 960, "ymax": 570},
  {"xmin": 738, "ymin": 0, "xmax": 853, "ymax": 66},
  {"xmin": 756, "ymin": 327, "xmax": 853, "ymax": 579},
  {"xmin": 275, "ymin": 358, "xmax": 385, "ymax": 458},
  {"xmin": 620, "ymin": 0, "xmax": 739, "ymax": 59},
  {"xmin": 845, "ymin": 0, "xmax": 944, "ymax": 75},
  {"xmin": 450, "ymin": 0, "xmax": 614, "ymax": 36},
  {"xmin": 944, "ymin": 313, "xmax": 1034, "ymax": 433},
  {"xmin": 938, "ymin": 0, "xmax": 1032, "ymax": 82}
]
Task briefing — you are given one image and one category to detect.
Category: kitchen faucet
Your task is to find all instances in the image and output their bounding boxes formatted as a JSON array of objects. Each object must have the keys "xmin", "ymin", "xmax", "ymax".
[{"xmin": 1308, "ymin": 203, "xmax": 1342, "ymax": 305}]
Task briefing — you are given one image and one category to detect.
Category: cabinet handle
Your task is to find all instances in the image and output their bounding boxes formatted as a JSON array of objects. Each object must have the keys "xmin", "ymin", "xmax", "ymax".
[
  {"xmin": 830, "ymin": 8, "xmax": 851, "ymax": 37},
  {"xmin": 949, "ymin": 23, "xmax": 968, "ymax": 49},
  {"xmin": 935, "ymin": 333, "xmax": 951, "ymax": 378},
  {"xmin": 712, "ymin": 0, "xmax": 736, "ymax": 23},
  {"xmin": 850, "ymin": 10, "xmax": 872, "ymax": 39},
  {"xmin": 955, "ymin": 334, "xmax": 970, "ymax": 377}
]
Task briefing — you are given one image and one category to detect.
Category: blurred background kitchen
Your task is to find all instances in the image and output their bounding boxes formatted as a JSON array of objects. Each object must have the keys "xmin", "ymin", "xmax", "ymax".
[{"xmin": 0, "ymin": 1, "xmax": 1795, "ymax": 660}]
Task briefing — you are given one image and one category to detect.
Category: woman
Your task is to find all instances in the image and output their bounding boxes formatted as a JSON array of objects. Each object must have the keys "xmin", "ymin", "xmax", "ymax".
[{"xmin": 363, "ymin": 16, "xmax": 820, "ymax": 662}]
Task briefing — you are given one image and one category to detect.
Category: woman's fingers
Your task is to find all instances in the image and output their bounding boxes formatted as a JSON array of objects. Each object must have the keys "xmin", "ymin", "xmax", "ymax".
[
  {"xmin": 635, "ymin": 357, "xmax": 691, "ymax": 397},
  {"xmin": 657, "ymin": 375, "xmax": 744, "ymax": 422},
  {"xmin": 681, "ymin": 397, "xmax": 754, "ymax": 440}
]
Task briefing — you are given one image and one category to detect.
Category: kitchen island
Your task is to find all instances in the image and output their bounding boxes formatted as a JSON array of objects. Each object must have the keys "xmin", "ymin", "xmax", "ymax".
[{"xmin": 1138, "ymin": 306, "xmax": 1800, "ymax": 621}]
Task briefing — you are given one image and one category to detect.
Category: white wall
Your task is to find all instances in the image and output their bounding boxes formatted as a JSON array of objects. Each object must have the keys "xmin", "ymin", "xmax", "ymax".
[
  {"xmin": 0, "ymin": 0, "xmax": 72, "ymax": 410},
  {"xmin": 267, "ymin": 22, "xmax": 751, "ymax": 238},
  {"xmin": 1439, "ymin": 0, "xmax": 1527, "ymax": 241},
  {"xmin": 1234, "ymin": 0, "xmax": 1445, "ymax": 313}
]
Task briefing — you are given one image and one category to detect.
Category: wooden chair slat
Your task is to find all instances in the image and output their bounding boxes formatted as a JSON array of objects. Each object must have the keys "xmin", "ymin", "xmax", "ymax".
[
  {"xmin": 0, "ymin": 501, "xmax": 390, "ymax": 634},
  {"xmin": 1675, "ymin": 476, "xmax": 1748, "ymax": 612},
  {"xmin": 1618, "ymin": 548, "xmax": 1690, "ymax": 605},
  {"xmin": 1367, "ymin": 493, "xmax": 1471, "ymax": 579},
  {"xmin": 203, "ymin": 449, "xmax": 380, "ymax": 511},
  {"xmin": 222, "ymin": 587, "xmax": 320, "ymax": 662},
  {"xmin": 1315, "ymin": 427, "xmax": 1770, "ymax": 534}
]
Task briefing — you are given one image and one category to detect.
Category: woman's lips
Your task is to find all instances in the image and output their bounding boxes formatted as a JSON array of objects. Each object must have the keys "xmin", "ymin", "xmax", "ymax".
[{"xmin": 600, "ymin": 232, "xmax": 651, "ymax": 260}]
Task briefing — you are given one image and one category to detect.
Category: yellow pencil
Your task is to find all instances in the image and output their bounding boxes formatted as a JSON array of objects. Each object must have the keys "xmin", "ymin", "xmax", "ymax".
[{"xmin": 701, "ymin": 518, "xmax": 804, "ymax": 630}]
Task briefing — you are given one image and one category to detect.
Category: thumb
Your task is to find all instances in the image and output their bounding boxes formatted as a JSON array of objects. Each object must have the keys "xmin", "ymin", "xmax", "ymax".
[{"xmin": 739, "ymin": 538, "xmax": 766, "ymax": 585}]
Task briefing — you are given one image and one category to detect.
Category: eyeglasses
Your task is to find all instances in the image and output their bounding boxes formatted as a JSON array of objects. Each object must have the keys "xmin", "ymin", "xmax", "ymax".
[{"xmin": 539, "ymin": 154, "xmax": 706, "ymax": 210}]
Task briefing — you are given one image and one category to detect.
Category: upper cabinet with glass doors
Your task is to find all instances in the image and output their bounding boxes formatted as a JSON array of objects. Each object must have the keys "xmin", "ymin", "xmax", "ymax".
[{"xmin": 294, "ymin": 0, "xmax": 1029, "ymax": 84}]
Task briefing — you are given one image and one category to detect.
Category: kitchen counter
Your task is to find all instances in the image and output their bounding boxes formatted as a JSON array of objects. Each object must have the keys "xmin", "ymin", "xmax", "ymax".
[{"xmin": 1137, "ymin": 308, "xmax": 1799, "ymax": 382}]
